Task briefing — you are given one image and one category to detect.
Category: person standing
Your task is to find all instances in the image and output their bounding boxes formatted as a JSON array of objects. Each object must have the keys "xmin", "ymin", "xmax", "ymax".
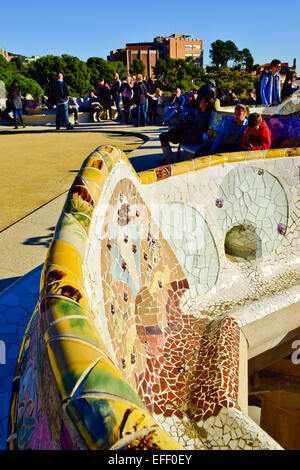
[
  {"xmin": 8, "ymin": 83, "xmax": 25, "ymax": 129},
  {"xmin": 111, "ymin": 73, "xmax": 122, "ymax": 121},
  {"xmin": 120, "ymin": 76, "xmax": 133, "ymax": 124},
  {"xmin": 96, "ymin": 78, "xmax": 112, "ymax": 120},
  {"xmin": 132, "ymin": 74, "xmax": 148, "ymax": 127},
  {"xmin": 260, "ymin": 59, "xmax": 282, "ymax": 106},
  {"xmin": 52, "ymin": 73, "xmax": 73, "ymax": 130}
]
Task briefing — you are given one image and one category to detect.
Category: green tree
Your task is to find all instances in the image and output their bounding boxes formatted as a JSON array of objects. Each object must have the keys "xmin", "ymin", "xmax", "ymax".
[
  {"xmin": 209, "ymin": 68, "xmax": 256, "ymax": 96},
  {"xmin": 210, "ymin": 40, "xmax": 252, "ymax": 70},
  {"xmin": 0, "ymin": 68, "xmax": 43, "ymax": 97},
  {"xmin": 129, "ymin": 59, "xmax": 146, "ymax": 76},
  {"xmin": 27, "ymin": 54, "xmax": 91, "ymax": 97},
  {"xmin": 86, "ymin": 57, "xmax": 127, "ymax": 87},
  {"xmin": 152, "ymin": 57, "xmax": 206, "ymax": 92}
]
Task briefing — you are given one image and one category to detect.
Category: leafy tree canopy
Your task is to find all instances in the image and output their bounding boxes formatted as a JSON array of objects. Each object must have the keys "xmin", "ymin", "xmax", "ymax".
[
  {"xmin": 209, "ymin": 40, "xmax": 254, "ymax": 71},
  {"xmin": 86, "ymin": 57, "xmax": 127, "ymax": 87},
  {"xmin": 129, "ymin": 59, "xmax": 146, "ymax": 76},
  {"xmin": 26, "ymin": 54, "xmax": 91, "ymax": 97},
  {"xmin": 0, "ymin": 68, "xmax": 43, "ymax": 97}
]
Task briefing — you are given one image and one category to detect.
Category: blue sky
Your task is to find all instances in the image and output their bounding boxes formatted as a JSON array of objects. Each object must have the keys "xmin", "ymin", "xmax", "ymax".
[{"xmin": 1, "ymin": 0, "xmax": 299, "ymax": 71}]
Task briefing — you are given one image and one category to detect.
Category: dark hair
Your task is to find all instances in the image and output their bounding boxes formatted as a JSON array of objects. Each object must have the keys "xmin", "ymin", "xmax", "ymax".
[
  {"xmin": 235, "ymin": 104, "xmax": 249, "ymax": 115},
  {"xmin": 270, "ymin": 59, "xmax": 281, "ymax": 68},
  {"xmin": 248, "ymin": 112, "xmax": 262, "ymax": 128}
]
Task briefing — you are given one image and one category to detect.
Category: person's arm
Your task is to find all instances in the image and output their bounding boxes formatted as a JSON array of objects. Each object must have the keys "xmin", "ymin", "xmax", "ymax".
[
  {"xmin": 260, "ymin": 74, "xmax": 269, "ymax": 105},
  {"xmin": 210, "ymin": 119, "xmax": 229, "ymax": 154},
  {"xmin": 241, "ymin": 128, "xmax": 251, "ymax": 150},
  {"xmin": 169, "ymin": 94, "xmax": 176, "ymax": 105}
]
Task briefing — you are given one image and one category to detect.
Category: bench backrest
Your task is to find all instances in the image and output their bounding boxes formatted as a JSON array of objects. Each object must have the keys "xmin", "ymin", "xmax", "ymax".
[{"xmin": 206, "ymin": 112, "xmax": 300, "ymax": 148}]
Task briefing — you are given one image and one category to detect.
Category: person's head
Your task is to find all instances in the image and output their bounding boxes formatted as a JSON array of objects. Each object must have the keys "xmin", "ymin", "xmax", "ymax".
[
  {"xmin": 217, "ymin": 88, "xmax": 226, "ymax": 99},
  {"xmin": 192, "ymin": 89, "xmax": 198, "ymax": 98},
  {"xmin": 247, "ymin": 89, "xmax": 255, "ymax": 97},
  {"xmin": 199, "ymin": 96, "xmax": 215, "ymax": 113},
  {"xmin": 113, "ymin": 72, "xmax": 119, "ymax": 81},
  {"xmin": 89, "ymin": 90, "xmax": 95, "ymax": 97},
  {"xmin": 248, "ymin": 112, "xmax": 262, "ymax": 129},
  {"xmin": 285, "ymin": 71, "xmax": 297, "ymax": 84},
  {"xmin": 270, "ymin": 59, "xmax": 281, "ymax": 75},
  {"xmin": 137, "ymin": 74, "xmax": 143, "ymax": 82},
  {"xmin": 234, "ymin": 104, "xmax": 249, "ymax": 124},
  {"xmin": 125, "ymin": 76, "xmax": 131, "ymax": 83},
  {"xmin": 175, "ymin": 88, "xmax": 181, "ymax": 96},
  {"xmin": 58, "ymin": 73, "xmax": 63, "ymax": 81},
  {"xmin": 100, "ymin": 77, "xmax": 105, "ymax": 84},
  {"xmin": 228, "ymin": 92, "xmax": 238, "ymax": 104}
]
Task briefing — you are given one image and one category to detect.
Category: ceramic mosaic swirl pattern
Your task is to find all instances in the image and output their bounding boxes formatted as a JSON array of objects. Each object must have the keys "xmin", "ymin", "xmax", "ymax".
[{"xmin": 8, "ymin": 137, "xmax": 300, "ymax": 449}]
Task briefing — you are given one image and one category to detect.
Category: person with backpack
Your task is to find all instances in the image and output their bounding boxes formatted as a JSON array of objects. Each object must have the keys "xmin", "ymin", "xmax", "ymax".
[
  {"xmin": 132, "ymin": 74, "xmax": 148, "ymax": 127},
  {"xmin": 260, "ymin": 59, "xmax": 282, "ymax": 106},
  {"xmin": 96, "ymin": 78, "xmax": 112, "ymax": 119}
]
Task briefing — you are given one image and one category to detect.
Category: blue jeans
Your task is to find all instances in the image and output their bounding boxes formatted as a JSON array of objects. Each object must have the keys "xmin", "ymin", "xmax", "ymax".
[
  {"xmin": 114, "ymin": 96, "xmax": 122, "ymax": 119},
  {"xmin": 68, "ymin": 106, "xmax": 79, "ymax": 122},
  {"xmin": 136, "ymin": 104, "xmax": 146, "ymax": 126},
  {"xmin": 56, "ymin": 102, "xmax": 71, "ymax": 129},
  {"xmin": 164, "ymin": 105, "xmax": 178, "ymax": 123},
  {"xmin": 13, "ymin": 108, "xmax": 23, "ymax": 119}
]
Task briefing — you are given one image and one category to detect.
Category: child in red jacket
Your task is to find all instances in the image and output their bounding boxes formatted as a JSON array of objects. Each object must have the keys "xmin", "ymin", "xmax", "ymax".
[{"xmin": 241, "ymin": 113, "xmax": 272, "ymax": 150}]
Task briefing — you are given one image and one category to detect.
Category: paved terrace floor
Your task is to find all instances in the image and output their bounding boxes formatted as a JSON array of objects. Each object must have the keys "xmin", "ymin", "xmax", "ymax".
[{"xmin": 0, "ymin": 119, "xmax": 174, "ymax": 293}]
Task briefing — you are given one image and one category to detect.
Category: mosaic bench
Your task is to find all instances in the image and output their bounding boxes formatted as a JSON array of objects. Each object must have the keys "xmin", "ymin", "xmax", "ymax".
[
  {"xmin": 214, "ymin": 94, "xmax": 300, "ymax": 116},
  {"xmin": 7, "ymin": 143, "xmax": 300, "ymax": 450}
]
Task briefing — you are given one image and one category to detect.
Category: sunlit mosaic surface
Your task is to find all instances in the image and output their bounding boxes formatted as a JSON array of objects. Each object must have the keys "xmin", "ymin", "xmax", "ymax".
[
  {"xmin": 215, "ymin": 94, "xmax": 300, "ymax": 116},
  {"xmin": 6, "ymin": 109, "xmax": 300, "ymax": 450}
]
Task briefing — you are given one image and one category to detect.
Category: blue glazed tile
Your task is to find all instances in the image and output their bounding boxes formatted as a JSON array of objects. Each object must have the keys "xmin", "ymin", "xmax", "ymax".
[
  {"xmin": 0, "ymin": 293, "xmax": 20, "ymax": 307},
  {"xmin": 4, "ymin": 306, "xmax": 27, "ymax": 325}
]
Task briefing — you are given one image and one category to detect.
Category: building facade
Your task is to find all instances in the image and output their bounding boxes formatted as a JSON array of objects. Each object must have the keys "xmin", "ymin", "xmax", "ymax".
[{"xmin": 108, "ymin": 33, "xmax": 203, "ymax": 78}]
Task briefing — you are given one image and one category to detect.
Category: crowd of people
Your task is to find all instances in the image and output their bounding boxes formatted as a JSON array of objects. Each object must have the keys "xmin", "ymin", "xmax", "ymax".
[
  {"xmin": 48, "ymin": 73, "xmax": 164, "ymax": 129},
  {"xmin": 1, "ymin": 59, "xmax": 298, "ymax": 161},
  {"xmin": 157, "ymin": 58, "xmax": 297, "ymax": 165}
]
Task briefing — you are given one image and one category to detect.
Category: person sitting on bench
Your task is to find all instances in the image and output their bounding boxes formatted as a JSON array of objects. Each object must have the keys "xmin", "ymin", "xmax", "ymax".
[
  {"xmin": 195, "ymin": 103, "xmax": 249, "ymax": 157},
  {"xmin": 161, "ymin": 88, "xmax": 185, "ymax": 125},
  {"xmin": 159, "ymin": 96, "xmax": 215, "ymax": 165}
]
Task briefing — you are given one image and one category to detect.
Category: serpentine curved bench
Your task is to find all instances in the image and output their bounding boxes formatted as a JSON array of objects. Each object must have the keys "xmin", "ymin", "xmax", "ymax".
[
  {"xmin": 214, "ymin": 94, "xmax": 300, "ymax": 116},
  {"xmin": 8, "ymin": 143, "xmax": 300, "ymax": 450}
]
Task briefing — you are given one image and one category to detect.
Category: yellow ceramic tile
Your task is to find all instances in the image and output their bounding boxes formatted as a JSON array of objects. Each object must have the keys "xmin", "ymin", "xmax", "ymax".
[
  {"xmin": 245, "ymin": 150, "xmax": 266, "ymax": 161},
  {"xmin": 138, "ymin": 170, "xmax": 157, "ymax": 184},
  {"xmin": 227, "ymin": 152, "xmax": 246, "ymax": 162},
  {"xmin": 194, "ymin": 157, "xmax": 211, "ymax": 170},
  {"xmin": 80, "ymin": 167, "xmax": 106, "ymax": 189},
  {"xmin": 211, "ymin": 155, "xmax": 227, "ymax": 166},
  {"xmin": 84, "ymin": 156, "xmax": 109, "ymax": 178},
  {"xmin": 43, "ymin": 240, "xmax": 83, "ymax": 284},
  {"xmin": 46, "ymin": 338, "xmax": 104, "ymax": 400}
]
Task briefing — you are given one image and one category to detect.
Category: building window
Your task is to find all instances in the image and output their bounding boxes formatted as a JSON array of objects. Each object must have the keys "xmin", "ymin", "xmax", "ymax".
[
  {"xmin": 193, "ymin": 54, "xmax": 201, "ymax": 59},
  {"xmin": 193, "ymin": 45, "xmax": 201, "ymax": 50},
  {"xmin": 185, "ymin": 44, "xmax": 193, "ymax": 50},
  {"xmin": 185, "ymin": 54, "xmax": 193, "ymax": 58}
]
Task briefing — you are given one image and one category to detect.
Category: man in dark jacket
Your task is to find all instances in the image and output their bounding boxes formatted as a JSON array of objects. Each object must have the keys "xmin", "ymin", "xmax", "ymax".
[
  {"xmin": 197, "ymin": 80, "xmax": 216, "ymax": 107},
  {"xmin": 52, "ymin": 73, "xmax": 73, "ymax": 130},
  {"xmin": 158, "ymin": 96, "xmax": 215, "ymax": 165}
]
